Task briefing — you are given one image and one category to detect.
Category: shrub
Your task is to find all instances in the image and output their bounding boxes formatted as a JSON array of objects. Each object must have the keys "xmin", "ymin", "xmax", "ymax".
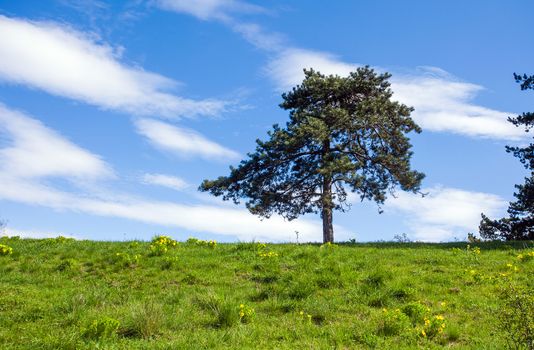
[
  {"xmin": 149, "ymin": 235, "xmax": 178, "ymax": 256},
  {"xmin": 186, "ymin": 237, "xmax": 217, "ymax": 248},
  {"xmin": 401, "ymin": 302, "xmax": 427, "ymax": 324},
  {"xmin": 81, "ymin": 317, "xmax": 120, "ymax": 340},
  {"xmin": 0, "ymin": 244, "xmax": 13, "ymax": 256},
  {"xmin": 498, "ymin": 283, "xmax": 533, "ymax": 349},
  {"xmin": 419, "ymin": 315, "xmax": 446, "ymax": 339}
]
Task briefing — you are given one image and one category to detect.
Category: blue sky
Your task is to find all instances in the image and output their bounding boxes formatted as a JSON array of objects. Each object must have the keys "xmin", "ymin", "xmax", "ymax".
[{"xmin": 0, "ymin": 0, "xmax": 532, "ymax": 242}]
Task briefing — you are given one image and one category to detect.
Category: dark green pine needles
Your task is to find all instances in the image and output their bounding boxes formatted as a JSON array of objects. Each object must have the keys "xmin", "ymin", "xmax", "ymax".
[
  {"xmin": 200, "ymin": 67, "xmax": 424, "ymax": 243},
  {"xmin": 480, "ymin": 73, "xmax": 534, "ymax": 241}
]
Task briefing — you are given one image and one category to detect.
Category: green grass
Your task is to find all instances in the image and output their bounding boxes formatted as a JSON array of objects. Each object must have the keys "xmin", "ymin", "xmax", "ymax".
[{"xmin": 0, "ymin": 236, "xmax": 532, "ymax": 349}]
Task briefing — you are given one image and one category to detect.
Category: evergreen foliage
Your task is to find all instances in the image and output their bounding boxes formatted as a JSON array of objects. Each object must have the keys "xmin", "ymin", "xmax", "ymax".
[
  {"xmin": 480, "ymin": 73, "xmax": 534, "ymax": 241},
  {"xmin": 200, "ymin": 67, "xmax": 424, "ymax": 242}
]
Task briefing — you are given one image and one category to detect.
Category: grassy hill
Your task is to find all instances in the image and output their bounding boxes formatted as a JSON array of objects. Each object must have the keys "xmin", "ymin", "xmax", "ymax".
[{"xmin": 0, "ymin": 236, "xmax": 532, "ymax": 349}]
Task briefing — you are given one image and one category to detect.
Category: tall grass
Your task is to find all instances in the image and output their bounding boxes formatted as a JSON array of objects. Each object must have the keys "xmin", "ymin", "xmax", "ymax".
[{"xmin": 0, "ymin": 236, "xmax": 532, "ymax": 349}]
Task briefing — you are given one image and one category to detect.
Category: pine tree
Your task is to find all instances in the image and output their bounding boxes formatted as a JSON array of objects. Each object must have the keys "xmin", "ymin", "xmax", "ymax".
[
  {"xmin": 479, "ymin": 73, "xmax": 534, "ymax": 240},
  {"xmin": 200, "ymin": 67, "xmax": 424, "ymax": 243}
]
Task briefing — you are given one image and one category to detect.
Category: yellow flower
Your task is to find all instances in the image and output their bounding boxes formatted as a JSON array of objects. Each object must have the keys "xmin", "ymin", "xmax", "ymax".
[
  {"xmin": 435, "ymin": 315, "xmax": 444, "ymax": 321},
  {"xmin": 421, "ymin": 329, "xmax": 426, "ymax": 337},
  {"xmin": 440, "ymin": 301, "xmax": 446, "ymax": 307}
]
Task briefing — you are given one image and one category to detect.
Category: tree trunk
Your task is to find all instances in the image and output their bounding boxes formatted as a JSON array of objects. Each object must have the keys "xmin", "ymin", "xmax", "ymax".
[
  {"xmin": 321, "ymin": 187, "xmax": 334, "ymax": 243},
  {"xmin": 321, "ymin": 138, "xmax": 334, "ymax": 243}
]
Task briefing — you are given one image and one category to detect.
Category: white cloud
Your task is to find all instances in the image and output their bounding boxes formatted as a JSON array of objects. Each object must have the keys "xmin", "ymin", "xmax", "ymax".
[
  {"xmin": 2, "ymin": 227, "xmax": 80, "ymax": 240},
  {"xmin": 0, "ymin": 15, "xmax": 225, "ymax": 118},
  {"xmin": 0, "ymin": 174, "xmax": 323, "ymax": 242},
  {"xmin": 229, "ymin": 21, "xmax": 285, "ymax": 51},
  {"xmin": 135, "ymin": 118, "xmax": 240, "ymax": 160},
  {"xmin": 387, "ymin": 186, "xmax": 507, "ymax": 241},
  {"xmin": 155, "ymin": 0, "xmax": 282, "ymax": 51},
  {"xmin": 156, "ymin": 0, "xmax": 522, "ymax": 140},
  {"xmin": 0, "ymin": 104, "xmax": 323, "ymax": 242},
  {"xmin": 391, "ymin": 69, "xmax": 523, "ymax": 140},
  {"xmin": 142, "ymin": 173, "xmax": 189, "ymax": 191},
  {"xmin": 155, "ymin": 0, "xmax": 265, "ymax": 21},
  {"xmin": 265, "ymin": 48, "xmax": 359, "ymax": 92},
  {"xmin": 263, "ymin": 49, "xmax": 523, "ymax": 140},
  {"xmin": 0, "ymin": 103, "xmax": 113, "ymax": 180}
]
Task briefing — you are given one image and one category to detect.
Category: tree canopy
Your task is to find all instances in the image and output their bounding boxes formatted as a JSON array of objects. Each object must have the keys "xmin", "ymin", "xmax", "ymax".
[
  {"xmin": 200, "ymin": 67, "xmax": 424, "ymax": 243},
  {"xmin": 479, "ymin": 73, "xmax": 534, "ymax": 241}
]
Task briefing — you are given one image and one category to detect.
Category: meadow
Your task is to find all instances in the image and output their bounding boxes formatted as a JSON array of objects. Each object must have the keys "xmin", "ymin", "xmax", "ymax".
[{"xmin": 0, "ymin": 236, "xmax": 532, "ymax": 349}]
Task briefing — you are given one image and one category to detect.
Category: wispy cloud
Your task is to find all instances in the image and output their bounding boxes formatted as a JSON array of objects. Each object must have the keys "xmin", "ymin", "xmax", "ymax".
[
  {"xmin": 155, "ymin": 1, "xmax": 523, "ymax": 141},
  {"xmin": 0, "ymin": 15, "xmax": 226, "ymax": 118},
  {"xmin": 387, "ymin": 186, "xmax": 506, "ymax": 241},
  {"xmin": 155, "ymin": 0, "xmax": 266, "ymax": 21},
  {"xmin": 154, "ymin": 0, "xmax": 283, "ymax": 51},
  {"xmin": 263, "ymin": 49, "xmax": 523, "ymax": 140},
  {"xmin": 227, "ymin": 20, "xmax": 285, "ymax": 51},
  {"xmin": 0, "ymin": 103, "xmax": 321, "ymax": 242},
  {"xmin": 0, "ymin": 103, "xmax": 113, "ymax": 180},
  {"xmin": 265, "ymin": 48, "xmax": 358, "ymax": 91},
  {"xmin": 391, "ymin": 68, "xmax": 523, "ymax": 140},
  {"xmin": 134, "ymin": 118, "xmax": 240, "ymax": 160},
  {"xmin": 0, "ymin": 168, "xmax": 323, "ymax": 242},
  {"xmin": 142, "ymin": 173, "xmax": 189, "ymax": 191}
]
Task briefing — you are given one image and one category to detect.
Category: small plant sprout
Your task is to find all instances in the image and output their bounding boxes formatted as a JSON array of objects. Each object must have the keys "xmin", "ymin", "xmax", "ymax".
[
  {"xmin": 298, "ymin": 311, "xmax": 313, "ymax": 324},
  {"xmin": 238, "ymin": 304, "xmax": 255, "ymax": 324}
]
